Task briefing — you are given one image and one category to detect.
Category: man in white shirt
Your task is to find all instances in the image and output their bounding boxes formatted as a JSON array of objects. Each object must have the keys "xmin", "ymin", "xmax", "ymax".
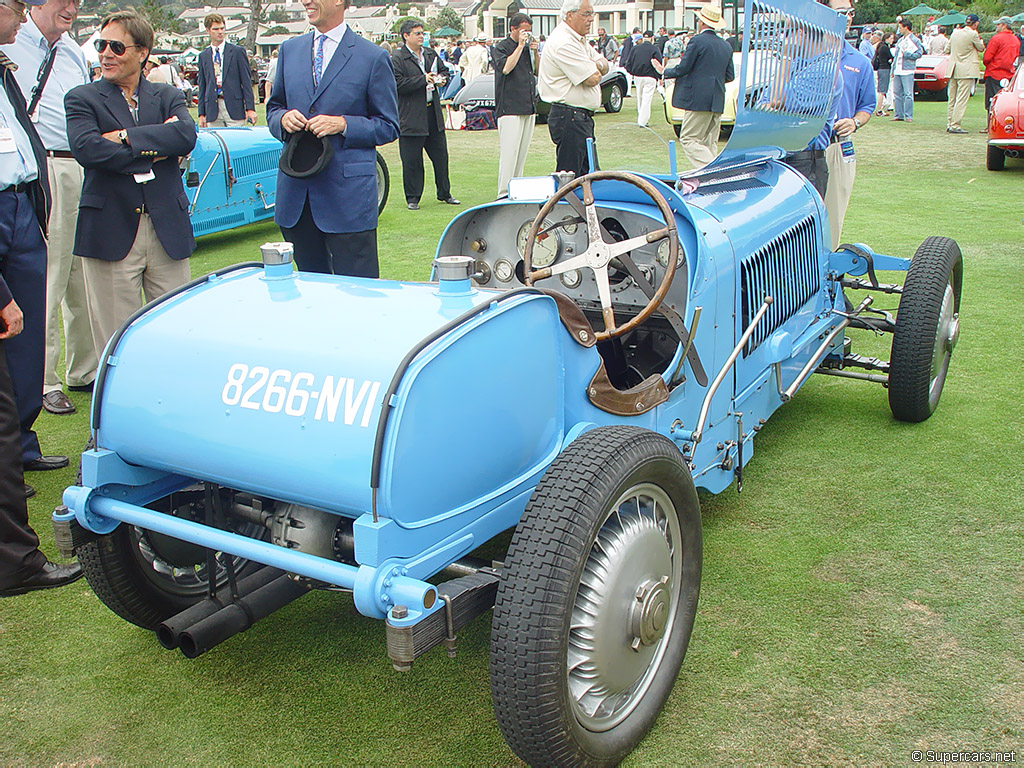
[
  {"xmin": 3, "ymin": 0, "xmax": 93, "ymax": 420},
  {"xmin": 537, "ymin": 0, "xmax": 608, "ymax": 178},
  {"xmin": 197, "ymin": 13, "xmax": 256, "ymax": 128}
]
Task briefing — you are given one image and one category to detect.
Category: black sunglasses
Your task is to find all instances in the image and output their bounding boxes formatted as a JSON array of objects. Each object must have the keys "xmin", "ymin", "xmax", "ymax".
[{"xmin": 95, "ymin": 38, "xmax": 142, "ymax": 56}]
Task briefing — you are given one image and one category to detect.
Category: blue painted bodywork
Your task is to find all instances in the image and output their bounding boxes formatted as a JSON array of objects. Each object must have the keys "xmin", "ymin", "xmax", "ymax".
[
  {"xmin": 183, "ymin": 127, "xmax": 282, "ymax": 238},
  {"xmin": 62, "ymin": 0, "xmax": 916, "ymax": 627}
]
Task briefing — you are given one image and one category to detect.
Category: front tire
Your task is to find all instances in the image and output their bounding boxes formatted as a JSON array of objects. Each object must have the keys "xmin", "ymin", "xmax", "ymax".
[
  {"xmin": 888, "ymin": 237, "xmax": 962, "ymax": 423},
  {"xmin": 604, "ymin": 83, "xmax": 623, "ymax": 114},
  {"xmin": 490, "ymin": 426, "xmax": 701, "ymax": 767}
]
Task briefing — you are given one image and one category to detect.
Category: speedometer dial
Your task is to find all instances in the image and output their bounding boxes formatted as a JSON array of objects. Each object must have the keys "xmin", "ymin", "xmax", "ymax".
[
  {"xmin": 517, "ymin": 220, "xmax": 561, "ymax": 269},
  {"xmin": 656, "ymin": 239, "xmax": 682, "ymax": 269}
]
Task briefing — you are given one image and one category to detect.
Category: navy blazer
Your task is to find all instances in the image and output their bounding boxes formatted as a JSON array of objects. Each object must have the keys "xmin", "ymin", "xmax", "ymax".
[
  {"xmin": 197, "ymin": 42, "xmax": 255, "ymax": 121},
  {"xmin": 663, "ymin": 29, "xmax": 735, "ymax": 113},
  {"xmin": 65, "ymin": 77, "xmax": 198, "ymax": 262},
  {"xmin": 267, "ymin": 28, "xmax": 399, "ymax": 233}
]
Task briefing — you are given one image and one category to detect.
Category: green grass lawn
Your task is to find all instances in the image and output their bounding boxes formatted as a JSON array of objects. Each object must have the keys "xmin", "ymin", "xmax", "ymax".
[{"xmin": 1, "ymin": 91, "xmax": 1022, "ymax": 766}]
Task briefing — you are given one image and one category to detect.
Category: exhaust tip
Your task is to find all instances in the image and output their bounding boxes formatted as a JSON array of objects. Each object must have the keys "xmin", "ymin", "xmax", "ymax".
[
  {"xmin": 156, "ymin": 623, "xmax": 179, "ymax": 650},
  {"xmin": 178, "ymin": 632, "xmax": 202, "ymax": 659}
]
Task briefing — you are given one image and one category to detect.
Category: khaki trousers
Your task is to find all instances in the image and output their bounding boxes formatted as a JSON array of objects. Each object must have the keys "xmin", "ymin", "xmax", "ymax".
[
  {"xmin": 678, "ymin": 110, "xmax": 721, "ymax": 169},
  {"xmin": 44, "ymin": 155, "xmax": 97, "ymax": 392},
  {"xmin": 946, "ymin": 77, "xmax": 974, "ymax": 131},
  {"xmin": 496, "ymin": 114, "xmax": 535, "ymax": 197},
  {"xmin": 207, "ymin": 97, "xmax": 247, "ymax": 127},
  {"xmin": 824, "ymin": 142, "xmax": 856, "ymax": 249},
  {"xmin": 81, "ymin": 214, "xmax": 191, "ymax": 359}
]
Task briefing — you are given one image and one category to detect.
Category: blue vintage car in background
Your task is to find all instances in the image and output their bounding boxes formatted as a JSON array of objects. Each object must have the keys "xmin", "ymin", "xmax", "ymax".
[
  {"xmin": 57, "ymin": 2, "xmax": 962, "ymax": 765},
  {"xmin": 183, "ymin": 127, "xmax": 390, "ymax": 238}
]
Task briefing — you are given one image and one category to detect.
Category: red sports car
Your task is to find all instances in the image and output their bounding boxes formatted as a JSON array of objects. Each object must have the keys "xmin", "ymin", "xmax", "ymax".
[
  {"xmin": 987, "ymin": 65, "xmax": 1024, "ymax": 171},
  {"xmin": 914, "ymin": 54, "xmax": 950, "ymax": 100}
]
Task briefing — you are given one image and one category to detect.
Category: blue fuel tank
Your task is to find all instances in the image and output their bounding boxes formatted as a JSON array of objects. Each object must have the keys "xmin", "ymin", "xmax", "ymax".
[{"xmin": 93, "ymin": 264, "xmax": 566, "ymax": 526}]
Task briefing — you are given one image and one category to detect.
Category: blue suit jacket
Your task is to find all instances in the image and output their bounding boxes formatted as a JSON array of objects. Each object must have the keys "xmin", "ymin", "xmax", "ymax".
[
  {"xmin": 663, "ymin": 29, "xmax": 735, "ymax": 113},
  {"xmin": 65, "ymin": 77, "xmax": 197, "ymax": 261},
  {"xmin": 267, "ymin": 29, "xmax": 399, "ymax": 233},
  {"xmin": 197, "ymin": 42, "xmax": 255, "ymax": 122}
]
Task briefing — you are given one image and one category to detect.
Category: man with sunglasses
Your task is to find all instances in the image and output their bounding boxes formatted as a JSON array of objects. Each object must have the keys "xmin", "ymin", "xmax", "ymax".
[
  {"xmin": 65, "ymin": 10, "xmax": 197, "ymax": 362},
  {"xmin": 0, "ymin": 0, "xmax": 83, "ymax": 595},
  {"xmin": 3, "ymin": 0, "xmax": 93, "ymax": 424},
  {"xmin": 196, "ymin": 13, "xmax": 256, "ymax": 128}
]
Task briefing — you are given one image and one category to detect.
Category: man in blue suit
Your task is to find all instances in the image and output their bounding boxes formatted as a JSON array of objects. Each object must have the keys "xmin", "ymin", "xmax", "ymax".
[
  {"xmin": 266, "ymin": 0, "xmax": 399, "ymax": 277},
  {"xmin": 196, "ymin": 13, "xmax": 256, "ymax": 128},
  {"xmin": 653, "ymin": 6, "xmax": 734, "ymax": 169}
]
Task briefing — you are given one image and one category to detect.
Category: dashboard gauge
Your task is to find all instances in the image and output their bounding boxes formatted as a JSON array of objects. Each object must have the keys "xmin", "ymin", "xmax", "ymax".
[
  {"xmin": 560, "ymin": 269, "xmax": 582, "ymax": 289},
  {"xmin": 559, "ymin": 216, "xmax": 579, "ymax": 235},
  {"xmin": 517, "ymin": 220, "xmax": 560, "ymax": 268},
  {"xmin": 656, "ymin": 239, "xmax": 682, "ymax": 269},
  {"xmin": 494, "ymin": 258, "xmax": 514, "ymax": 283}
]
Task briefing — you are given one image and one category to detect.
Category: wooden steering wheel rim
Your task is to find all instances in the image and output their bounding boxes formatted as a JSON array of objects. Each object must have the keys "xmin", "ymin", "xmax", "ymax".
[{"xmin": 523, "ymin": 170, "xmax": 679, "ymax": 341}]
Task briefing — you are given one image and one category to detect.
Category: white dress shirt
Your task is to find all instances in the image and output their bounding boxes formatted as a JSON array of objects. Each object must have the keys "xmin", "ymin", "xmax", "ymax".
[
  {"xmin": 1, "ymin": 15, "xmax": 89, "ymax": 151},
  {"xmin": 311, "ymin": 22, "xmax": 348, "ymax": 77}
]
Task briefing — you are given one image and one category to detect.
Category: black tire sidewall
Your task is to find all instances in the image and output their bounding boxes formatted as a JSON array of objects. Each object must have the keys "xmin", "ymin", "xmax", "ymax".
[{"xmin": 562, "ymin": 450, "xmax": 702, "ymax": 764}]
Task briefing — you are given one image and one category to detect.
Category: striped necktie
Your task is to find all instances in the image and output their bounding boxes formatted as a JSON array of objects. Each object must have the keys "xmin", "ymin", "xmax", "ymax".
[{"xmin": 313, "ymin": 34, "xmax": 326, "ymax": 88}]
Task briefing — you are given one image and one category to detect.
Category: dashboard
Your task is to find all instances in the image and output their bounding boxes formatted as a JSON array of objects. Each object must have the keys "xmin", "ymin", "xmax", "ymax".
[{"xmin": 437, "ymin": 200, "xmax": 690, "ymax": 323}]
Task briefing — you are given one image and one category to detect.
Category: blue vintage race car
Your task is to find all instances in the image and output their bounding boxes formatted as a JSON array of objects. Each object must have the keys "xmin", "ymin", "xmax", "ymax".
[
  {"xmin": 57, "ymin": 2, "xmax": 961, "ymax": 765},
  {"xmin": 183, "ymin": 127, "xmax": 390, "ymax": 238}
]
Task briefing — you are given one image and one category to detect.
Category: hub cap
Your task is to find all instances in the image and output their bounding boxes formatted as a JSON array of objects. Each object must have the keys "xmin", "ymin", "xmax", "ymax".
[
  {"xmin": 567, "ymin": 483, "xmax": 681, "ymax": 732},
  {"xmin": 931, "ymin": 280, "xmax": 957, "ymax": 402}
]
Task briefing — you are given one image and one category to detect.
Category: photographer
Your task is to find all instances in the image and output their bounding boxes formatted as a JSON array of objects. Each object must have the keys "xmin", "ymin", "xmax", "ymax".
[{"xmin": 492, "ymin": 13, "xmax": 538, "ymax": 197}]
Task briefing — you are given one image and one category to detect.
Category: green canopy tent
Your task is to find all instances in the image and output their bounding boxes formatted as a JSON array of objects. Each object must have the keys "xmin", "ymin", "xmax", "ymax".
[
  {"xmin": 901, "ymin": 3, "xmax": 941, "ymax": 14},
  {"xmin": 1009, "ymin": 11, "xmax": 1024, "ymax": 22},
  {"xmin": 932, "ymin": 11, "xmax": 966, "ymax": 25},
  {"xmin": 433, "ymin": 26, "xmax": 462, "ymax": 37}
]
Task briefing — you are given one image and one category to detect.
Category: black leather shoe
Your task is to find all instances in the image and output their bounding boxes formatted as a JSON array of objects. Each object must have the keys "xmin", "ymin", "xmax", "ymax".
[
  {"xmin": 439, "ymin": 197, "xmax": 461, "ymax": 205},
  {"xmin": 24, "ymin": 483, "xmax": 34, "ymax": 499},
  {"xmin": 407, "ymin": 202, "xmax": 419, "ymax": 210},
  {"xmin": 24, "ymin": 455, "xmax": 70, "ymax": 472},
  {"xmin": 67, "ymin": 381, "xmax": 94, "ymax": 392},
  {"xmin": 42, "ymin": 390, "xmax": 76, "ymax": 415},
  {"xmin": 0, "ymin": 561, "xmax": 83, "ymax": 596}
]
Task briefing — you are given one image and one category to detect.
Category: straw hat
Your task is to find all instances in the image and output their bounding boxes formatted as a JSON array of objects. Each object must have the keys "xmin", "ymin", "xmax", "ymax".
[{"xmin": 698, "ymin": 5, "xmax": 726, "ymax": 29}]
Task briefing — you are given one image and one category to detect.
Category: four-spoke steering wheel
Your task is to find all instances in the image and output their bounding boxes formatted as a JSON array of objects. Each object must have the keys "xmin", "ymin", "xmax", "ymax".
[{"xmin": 523, "ymin": 170, "xmax": 680, "ymax": 342}]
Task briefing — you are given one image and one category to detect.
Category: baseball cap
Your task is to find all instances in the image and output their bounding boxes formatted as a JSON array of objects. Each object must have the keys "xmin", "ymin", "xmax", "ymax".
[
  {"xmin": 995, "ymin": 16, "xmax": 1012, "ymax": 25},
  {"xmin": 965, "ymin": 13, "xmax": 979, "ymax": 22}
]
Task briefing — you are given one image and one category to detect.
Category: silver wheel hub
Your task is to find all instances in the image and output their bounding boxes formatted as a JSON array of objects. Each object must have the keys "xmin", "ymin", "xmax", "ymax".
[
  {"xmin": 630, "ymin": 576, "xmax": 670, "ymax": 650},
  {"xmin": 567, "ymin": 483, "xmax": 681, "ymax": 732},
  {"xmin": 931, "ymin": 281, "xmax": 957, "ymax": 399}
]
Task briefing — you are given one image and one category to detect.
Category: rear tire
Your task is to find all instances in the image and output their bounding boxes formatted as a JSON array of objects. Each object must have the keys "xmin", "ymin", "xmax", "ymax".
[
  {"xmin": 604, "ymin": 83, "xmax": 623, "ymax": 114},
  {"xmin": 375, "ymin": 151, "xmax": 390, "ymax": 214},
  {"xmin": 79, "ymin": 495, "xmax": 264, "ymax": 630},
  {"xmin": 888, "ymin": 237, "xmax": 962, "ymax": 423},
  {"xmin": 987, "ymin": 143, "xmax": 1005, "ymax": 171},
  {"xmin": 490, "ymin": 426, "xmax": 701, "ymax": 767},
  {"xmin": 935, "ymin": 84, "xmax": 948, "ymax": 101}
]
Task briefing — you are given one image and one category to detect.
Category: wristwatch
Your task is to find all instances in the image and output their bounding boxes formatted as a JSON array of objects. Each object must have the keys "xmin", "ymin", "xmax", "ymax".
[
  {"xmin": 118, "ymin": 130, "xmax": 128, "ymax": 145},
  {"xmin": 852, "ymin": 118, "xmax": 862, "ymax": 131}
]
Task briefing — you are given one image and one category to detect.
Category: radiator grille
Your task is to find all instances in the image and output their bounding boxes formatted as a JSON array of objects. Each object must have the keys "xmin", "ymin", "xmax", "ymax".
[
  {"xmin": 232, "ymin": 150, "xmax": 282, "ymax": 179},
  {"xmin": 740, "ymin": 215, "xmax": 820, "ymax": 355}
]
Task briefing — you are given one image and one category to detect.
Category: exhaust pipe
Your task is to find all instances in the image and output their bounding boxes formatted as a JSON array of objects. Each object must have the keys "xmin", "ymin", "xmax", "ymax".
[
  {"xmin": 157, "ymin": 566, "xmax": 282, "ymax": 650},
  {"xmin": 178, "ymin": 573, "xmax": 309, "ymax": 659}
]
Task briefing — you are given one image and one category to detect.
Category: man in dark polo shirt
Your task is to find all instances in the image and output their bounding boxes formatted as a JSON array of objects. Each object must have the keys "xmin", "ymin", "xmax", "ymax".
[{"xmin": 492, "ymin": 12, "xmax": 538, "ymax": 197}]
